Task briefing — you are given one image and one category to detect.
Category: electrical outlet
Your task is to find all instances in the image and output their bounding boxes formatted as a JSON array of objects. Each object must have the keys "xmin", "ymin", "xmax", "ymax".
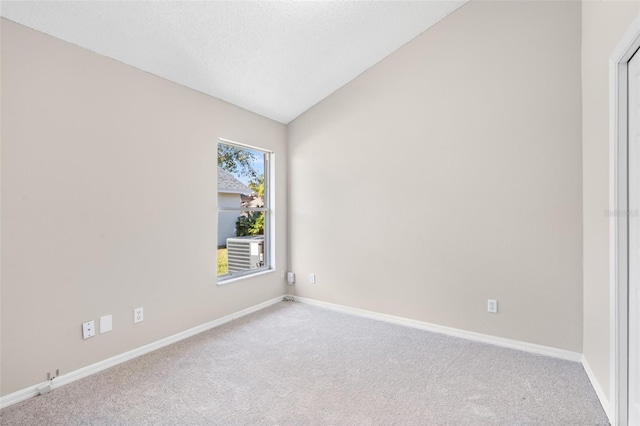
[
  {"xmin": 310, "ymin": 273, "xmax": 316, "ymax": 283},
  {"xmin": 287, "ymin": 272, "xmax": 295, "ymax": 284},
  {"xmin": 46, "ymin": 369, "xmax": 59, "ymax": 381},
  {"xmin": 82, "ymin": 320, "xmax": 95, "ymax": 339},
  {"xmin": 487, "ymin": 299, "xmax": 498, "ymax": 314},
  {"xmin": 134, "ymin": 307, "xmax": 144, "ymax": 323}
]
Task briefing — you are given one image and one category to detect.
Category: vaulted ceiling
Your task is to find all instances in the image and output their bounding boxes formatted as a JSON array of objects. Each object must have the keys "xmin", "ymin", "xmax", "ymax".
[{"xmin": 1, "ymin": 1, "xmax": 467, "ymax": 123}]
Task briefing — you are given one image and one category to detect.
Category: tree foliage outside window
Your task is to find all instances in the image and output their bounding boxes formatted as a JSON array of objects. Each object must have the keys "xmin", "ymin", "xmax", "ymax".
[
  {"xmin": 235, "ymin": 211, "xmax": 264, "ymax": 236},
  {"xmin": 249, "ymin": 175, "xmax": 264, "ymax": 197},
  {"xmin": 217, "ymin": 144, "xmax": 258, "ymax": 179}
]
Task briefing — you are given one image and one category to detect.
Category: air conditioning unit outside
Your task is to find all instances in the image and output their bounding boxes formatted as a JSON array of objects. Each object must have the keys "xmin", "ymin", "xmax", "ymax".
[{"xmin": 226, "ymin": 235, "xmax": 265, "ymax": 273}]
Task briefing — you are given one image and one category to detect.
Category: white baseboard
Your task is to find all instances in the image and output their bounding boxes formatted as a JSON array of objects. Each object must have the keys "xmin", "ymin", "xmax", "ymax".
[
  {"xmin": 2, "ymin": 294, "xmax": 602, "ymax": 414},
  {"xmin": 292, "ymin": 295, "xmax": 583, "ymax": 362},
  {"xmin": 0, "ymin": 295, "xmax": 284, "ymax": 409},
  {"xmin": 582, "ymin": 355, "xmax": 612, "ymax": 423}
]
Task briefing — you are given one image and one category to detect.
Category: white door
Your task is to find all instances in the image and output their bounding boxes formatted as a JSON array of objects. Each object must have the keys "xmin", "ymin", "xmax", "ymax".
[{"xmin": 629, "ymin": 47, "xmax": 640, "ymax": 426}]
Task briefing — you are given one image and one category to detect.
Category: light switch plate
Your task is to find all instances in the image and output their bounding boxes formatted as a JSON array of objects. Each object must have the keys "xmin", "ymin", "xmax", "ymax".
[{"xmin": 100, "ymin": 315, "xmax": 112, "ymax": 333}]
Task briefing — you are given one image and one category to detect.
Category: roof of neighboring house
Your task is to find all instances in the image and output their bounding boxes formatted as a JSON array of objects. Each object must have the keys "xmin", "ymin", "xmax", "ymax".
[{"xmin": 218, "ymin": 167, "xmax": 250, "ymax": 194}]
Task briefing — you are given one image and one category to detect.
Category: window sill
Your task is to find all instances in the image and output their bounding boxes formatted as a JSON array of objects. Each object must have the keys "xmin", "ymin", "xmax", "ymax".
[{"xmin": 217, "ymin": 268, "xmax": 275, "ymax": 286}]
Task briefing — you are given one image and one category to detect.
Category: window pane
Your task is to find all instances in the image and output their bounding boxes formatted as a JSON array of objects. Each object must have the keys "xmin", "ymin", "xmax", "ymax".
[
  {"xmin": 218, "ymin": 211, "xmax": 265, "ymax": 277},
  {"xmin": 217, "ymin": 140, "xmax": 269, "ymax": 281}
]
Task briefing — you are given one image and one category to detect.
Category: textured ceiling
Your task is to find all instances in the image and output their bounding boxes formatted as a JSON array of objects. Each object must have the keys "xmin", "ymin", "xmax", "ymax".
[{"xmin": 1, "ymin": 1, "xmax": 467, "ymax": 124}]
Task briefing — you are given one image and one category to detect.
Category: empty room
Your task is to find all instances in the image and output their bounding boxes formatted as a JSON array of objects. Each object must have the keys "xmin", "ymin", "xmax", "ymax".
[{"xmin": 2, "ymin": 0, "xmax": 640, "ymax": 424}]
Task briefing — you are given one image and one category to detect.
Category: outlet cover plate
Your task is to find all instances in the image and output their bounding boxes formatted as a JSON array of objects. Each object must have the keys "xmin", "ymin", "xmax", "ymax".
[
  {"xmin": 487, "ymin": 299, "xmax": 498, "ymax": 314},
  {"xmin": 134, "ymin": 307, "xmax": 144, "ymax": 323},
  {"xmin": 82, "ymin": 320, "xmax": 95, "ymax": 339}
]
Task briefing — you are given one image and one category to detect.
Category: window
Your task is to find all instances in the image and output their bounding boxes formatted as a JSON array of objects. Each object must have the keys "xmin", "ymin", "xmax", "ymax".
[{"xmin": 217, "ymin": 139, "xmax": 271, "ymax": 283}]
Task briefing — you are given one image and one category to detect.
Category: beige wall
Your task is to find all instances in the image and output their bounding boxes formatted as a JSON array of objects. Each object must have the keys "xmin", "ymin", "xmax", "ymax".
[
  {"xmin": 0, "ymin": 19, "xmax": 287, "ymax": 395},
  {"xmin": 288, "ymin": 1, "xmax": 584, "ymax": 352},
  {"xmin": 4, "ymin": 0, "xmax": 637, "ymax": 402},
  {"xmin": 582, "ymin": 0, "xmax": 639, "ymax": 403}
]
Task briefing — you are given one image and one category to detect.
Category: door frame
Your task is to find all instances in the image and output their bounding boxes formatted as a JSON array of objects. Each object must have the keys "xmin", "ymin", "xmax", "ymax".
[{"xmin": 611, "ymin": 14, "xmax": 640, "ymax": 426}]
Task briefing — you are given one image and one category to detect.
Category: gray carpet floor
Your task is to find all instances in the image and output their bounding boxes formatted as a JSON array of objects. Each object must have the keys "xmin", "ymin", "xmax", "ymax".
[{"xmin": 0, "ymin": 301, "xmax": 609, "ymax": 425}]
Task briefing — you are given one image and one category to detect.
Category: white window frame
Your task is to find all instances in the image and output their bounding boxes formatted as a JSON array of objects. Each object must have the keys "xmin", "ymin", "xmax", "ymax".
[
  {"xmin": 610, "ymin": 14, "xmax": 640, "ymax": 426},
  {"xmin": 217, "ymin": 138, "xmax": 273, "ymax": 284}
]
